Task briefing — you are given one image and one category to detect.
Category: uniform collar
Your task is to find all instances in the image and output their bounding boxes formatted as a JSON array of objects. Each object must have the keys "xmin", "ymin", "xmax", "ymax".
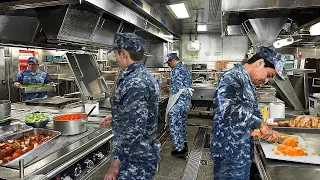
[
  {"xmin": 172, "ymin": 61, "xmax": 182, "ymax": 70},
  {"xmin": 234, "ymin": 64, "xmax": 255, "ymax": 87},
  {"xmin": 26, "ymin": 69, "xmax": 41, "ymax": 74},
  {"xmin": 122, "ymin": 62, "xmax": 144, "ymax": 77}
]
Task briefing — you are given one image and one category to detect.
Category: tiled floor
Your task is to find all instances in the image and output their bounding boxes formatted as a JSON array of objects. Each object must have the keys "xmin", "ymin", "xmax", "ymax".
[
  {"xmin": 196, "ymin": 148, "xmax": 214, "ymax": 180},
  {"xmin": 154, "ymin": 115, "xmax": 213, "ymax": 180}
]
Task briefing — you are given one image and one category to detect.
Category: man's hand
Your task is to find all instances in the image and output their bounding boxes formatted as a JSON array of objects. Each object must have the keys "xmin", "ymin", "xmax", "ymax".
[
  {"xmin": 14, "ymin": 82, "xmax": 21, "ymax": 88},
  {"xmin": 161, "ymin": 85, "xmax": 169, "ymax": 93},
  {"xmin": 50, "ymin": 82, "xmax": 56, "ymax": 86},
  {"xmin": 100, "ymin": 116, "xmax": 112, "ymax": 127},
  {"xmin": 259, "ymin": 122, "xmax": 280, "ymax": 143},
  {"xmin": 104, "ymin": 159, "xmax": 120, "ymax": 180}
]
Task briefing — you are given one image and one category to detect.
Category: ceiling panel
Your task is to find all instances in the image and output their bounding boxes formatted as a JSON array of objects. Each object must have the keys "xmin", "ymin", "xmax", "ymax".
[{"xmin": 146, "ymin": 0, "xmax": 222, "ymax": 34}]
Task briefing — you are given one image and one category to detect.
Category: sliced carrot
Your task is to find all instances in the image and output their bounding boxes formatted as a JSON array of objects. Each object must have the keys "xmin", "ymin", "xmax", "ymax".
[{"xmin": 251, "ymin": 130, "xmax": 262, "ymax": 138}]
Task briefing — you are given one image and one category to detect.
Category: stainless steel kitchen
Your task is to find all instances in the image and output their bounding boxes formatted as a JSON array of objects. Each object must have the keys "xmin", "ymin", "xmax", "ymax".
[{"xmin": 1, "ymin": 0, "xmax": 320, "ymax": 180}]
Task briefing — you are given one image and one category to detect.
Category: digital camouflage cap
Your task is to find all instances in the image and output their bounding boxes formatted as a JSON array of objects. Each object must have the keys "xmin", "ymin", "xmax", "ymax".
[
  {"xmin": 108, "ymin": 33, "xmax": 146, "ymax": 53},
  {"xmin": 163, "ymin": 51, "xmax": 179, "ymax": 64},
  {"xmin": 257, "ymin": 46, "xmax": 286, "ymax": 80}
]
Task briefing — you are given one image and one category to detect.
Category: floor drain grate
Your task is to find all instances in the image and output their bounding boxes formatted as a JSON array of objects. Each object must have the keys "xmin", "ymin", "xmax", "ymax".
[{"xmin": 200, "ymin": 160, "xmax": 208, "ymax": 166}]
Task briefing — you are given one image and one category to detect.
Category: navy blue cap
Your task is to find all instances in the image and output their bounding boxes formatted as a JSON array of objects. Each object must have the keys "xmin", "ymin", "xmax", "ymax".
[
  {"xmin": 257, "ymin": 46, "xmax": 286, "ymax": 80},
  {"xmin": 164, "ymin": 51, "xmax": 179, "ymax": 64},
  {"xmin": 107, "ymin": 33, "xmax": 145, "ymax": 53},
  {"xmin": 27, "ymin": 56, "xmax": 39, "ymax": 65}
]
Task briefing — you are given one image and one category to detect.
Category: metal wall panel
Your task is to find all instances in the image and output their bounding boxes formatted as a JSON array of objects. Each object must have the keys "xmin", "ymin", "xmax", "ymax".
[
  {"xmin": 0, "ymin": 48, "xmax": 9, "ymax": 100},
  {"xmin": 9, "ymin": 47, "xmax": 21, "ymax": 103},
  {"xmin": 181, "ymin": 33, "xmax": 249, "ymax": 65},
  {"xmin": 144, "ymin": 42, "xmax": 168, "ymax": 68}
]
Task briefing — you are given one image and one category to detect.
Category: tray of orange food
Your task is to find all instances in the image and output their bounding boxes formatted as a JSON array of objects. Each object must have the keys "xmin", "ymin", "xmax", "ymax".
[
  {"xmin": 268, "ymin": 115, "xmax": 320, "ymax": 134},
  {"xmin": 0, "ymin": 128, "xmax": 61, "ymax": 168},
  {"xmin": 252, "ymin": 130, "xmax": 320, "ymax": 165}
]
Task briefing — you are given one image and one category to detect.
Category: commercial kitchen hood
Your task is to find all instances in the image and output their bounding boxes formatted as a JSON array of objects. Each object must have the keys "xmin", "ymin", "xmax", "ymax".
[
  {"xmin": 0, "ymin": 0, "xmax": 174, "ymax": 49},
  {"xmin": 221, "ymin": 0, "xmax": 320, "ymax": 47}
]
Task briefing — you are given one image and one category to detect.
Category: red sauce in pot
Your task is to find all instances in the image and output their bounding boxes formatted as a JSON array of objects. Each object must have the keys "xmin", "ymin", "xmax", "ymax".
[{"xmin": 54, "ymin": 114, "xmax": 87, "ymax": 121}]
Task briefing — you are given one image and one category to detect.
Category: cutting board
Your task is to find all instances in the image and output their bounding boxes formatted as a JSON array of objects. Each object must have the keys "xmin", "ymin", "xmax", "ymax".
[{"xmin": 260, "ymin": 135, "xmax": 320, "ymax": 165}]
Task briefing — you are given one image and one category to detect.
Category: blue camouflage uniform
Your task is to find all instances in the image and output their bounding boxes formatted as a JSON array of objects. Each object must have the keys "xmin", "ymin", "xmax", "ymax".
[
  {"xmin": 210, "ymin": 46, "xmax": 285, "ymax": 180},
  {"xmin": 166, "ymin": 53, "xmax": 192, "ymax": 151},
  {"xmin": 13, "ymin": 69, "xmax": 52, "ymax": 101},
  {"xmin": 109, "ymin": 33, "xmax": 160, "ymax": 180}
]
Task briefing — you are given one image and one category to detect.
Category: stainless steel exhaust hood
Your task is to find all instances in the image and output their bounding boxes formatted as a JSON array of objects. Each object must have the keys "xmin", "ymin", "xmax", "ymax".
[
  {"xmin": 243, "ymin": 17, "xmax": 287, "ymax": 47},
  {"xmin": 0, "ymin": 0, "xmax": 174, "ymax": 49},
  {"xmin": 222, "ymin": 0, "xmax": 320, "ymax": 47}
]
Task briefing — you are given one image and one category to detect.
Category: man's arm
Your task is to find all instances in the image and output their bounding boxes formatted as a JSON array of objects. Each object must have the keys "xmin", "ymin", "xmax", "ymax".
[
  {"xmin": 44, "ymin": 73, "xmax": 52, "ymax": 84},
  {"xmin": 13, "ymin": 71, "xmax": 23, "ymax": 88},
  {"xmin": 215, "ymin": 75, "xmax": 262, "ymax": 130}
]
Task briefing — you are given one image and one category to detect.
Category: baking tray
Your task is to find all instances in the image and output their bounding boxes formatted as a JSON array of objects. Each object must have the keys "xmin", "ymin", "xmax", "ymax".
[
  {"xmin": 270, "ymin": 118, "xmax": 320, "ymax": 134},
  {"xmin": 0, "ymin": 128, "xmax": 61, "ymax": 168},
  {"xmin": 260, "ymin": 135, "xmax": 320, "ymax": 165},
  {"xmin": 0, "ymin": 124, "xmax": 32, "ymax": 138},
  {"xmin": 25, "ymin": 96, "xmax": 79, "ymax": 107},
  {"xmin": 21, "ymin": 86, "xmax": 56, "ymax": 94}
]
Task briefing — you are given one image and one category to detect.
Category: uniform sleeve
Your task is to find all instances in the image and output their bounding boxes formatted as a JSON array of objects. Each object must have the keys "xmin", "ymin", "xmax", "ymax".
[
  {"xmin": 215, "ymin": 74, "xmax": 262, "ymax": 130},
  {"xmin": 114, "ymin": 86, "xmax": 149, "ymax": 160},
  {"xmin": 169, "ymin": 68, "xmax": 185, "ymax": 94},
  {"xmin": 12, "ymin": 71, "xmax": 23, "ymax": 85},
  {"xmin": 44, "ymin": 73, "xmax": 52, "ymax": 84}
]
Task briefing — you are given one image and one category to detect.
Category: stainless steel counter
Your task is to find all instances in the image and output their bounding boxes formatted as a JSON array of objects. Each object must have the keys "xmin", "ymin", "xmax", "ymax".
[
  {"xmin": 0, "ymin": 104, "xmax": 114, "ymax": 180},
  {"xmin": 255, "ymin": 133, "xmax": 320, "ymax": 180}
]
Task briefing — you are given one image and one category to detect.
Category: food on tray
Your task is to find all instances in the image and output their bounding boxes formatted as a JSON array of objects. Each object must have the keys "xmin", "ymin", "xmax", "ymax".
[
  {"xmin": 276, "ymin": 144, "xmax": 307, "ymax": 156},
  {"xmin": 281, "ymin": 137, "xmax": 298, "ymax": 147},
  {"xmin": 21, "ymin": 84, "xmax": 49, "ymax": 88},
  {"xmin": 0, "ymin": 131, "xmax": 13, "ymax": 137},
  {"xmin": 0, "ymin": 134, "xmax": 53, "ymax": 165},
  {"xmin": 54, "ymin": 114, "xmax": 87, "ymax": 121},
  {"xmin": 254, "ymin": 130, "xmax": 308, "ymax": 156},
  {"xmin": 275, "ymin": 135, "xmax": 307, "ymax": 156},
  {"xmin": 267, "ymin": 115, "xmax": 320, "ymax": 128},
  {"xmin": 25, "ymin": 113, "xmax": 48, "ymax": 123}
]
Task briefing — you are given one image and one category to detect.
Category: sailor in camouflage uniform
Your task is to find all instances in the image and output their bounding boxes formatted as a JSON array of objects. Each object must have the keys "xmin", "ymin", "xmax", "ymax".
[
  {"xmin": 13, "ymin": 57, "xmax": 52, "ymax": 101},
  {"xmin": 211, "ymin": 46, "xmax": 284, "ymax": 180},
  {"xmin": 163, "ymin": 52, "xmax": 192, "ymax": 158},
  {"xmin": 100, "ymin": 33, "xmax": 160, "ymax": 180}
]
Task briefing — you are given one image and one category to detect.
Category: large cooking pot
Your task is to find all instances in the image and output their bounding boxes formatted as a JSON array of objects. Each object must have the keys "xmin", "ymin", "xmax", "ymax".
[
  {"xmin": 53, "ymin": 113, "xmax": 88, "ymax": 135},
  {"xmin": 0, "ymin": 100, "xmax": 11, "ymax": 119}
]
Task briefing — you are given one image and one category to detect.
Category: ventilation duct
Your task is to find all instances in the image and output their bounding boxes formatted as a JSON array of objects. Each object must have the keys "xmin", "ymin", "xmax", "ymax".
[
  {"xmin": 222, "ymin": 0, "xmax": 320, "ymax": 46},
  {"xmin": 242, "ymin": 17, "xmax": 287, "ymax": 47}
]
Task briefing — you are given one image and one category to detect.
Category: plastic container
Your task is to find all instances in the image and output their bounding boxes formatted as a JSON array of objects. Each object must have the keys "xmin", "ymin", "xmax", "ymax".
[{"xmin": 259, "ymin": 103, "xmax": 270, "ymax": 122}]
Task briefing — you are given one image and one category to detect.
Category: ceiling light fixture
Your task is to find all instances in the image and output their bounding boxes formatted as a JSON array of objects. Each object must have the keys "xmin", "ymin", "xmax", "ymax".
[
  {"xmin": 167, "ymin": 3, "xmax": 189, "ymax": 19},
  {"xmin": 197, "ymin": 25, "xmax": 207, "ymax": 31},
  {"xmin": 273, "ymin": 37, "xmax": 294, "ymax": 48},
  {"xmin": 310, "ymin": 22, "xmax": 320, "ymax": 36}
]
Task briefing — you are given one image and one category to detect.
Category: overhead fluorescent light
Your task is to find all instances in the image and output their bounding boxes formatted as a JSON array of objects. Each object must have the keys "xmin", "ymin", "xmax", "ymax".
[
  {"xmin": 197, "ymin": 25, "xmax": 207, "ymax": 31},
  {"xmin": 310, "ymin": 22, "xmax": 320, "ymax": 36},
  {"xmin": 167, "ymin": 3, "xmax": 189, "ymax": 19}
]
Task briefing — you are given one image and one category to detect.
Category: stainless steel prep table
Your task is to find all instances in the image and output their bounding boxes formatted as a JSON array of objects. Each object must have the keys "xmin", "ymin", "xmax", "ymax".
[
  {"xmin": 255, "ymin": 133, "xmax": 320, "ymax": 180},
  {"xmin": 0, "ymin": 105, "xmax": 114, "ymax": 180}
]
